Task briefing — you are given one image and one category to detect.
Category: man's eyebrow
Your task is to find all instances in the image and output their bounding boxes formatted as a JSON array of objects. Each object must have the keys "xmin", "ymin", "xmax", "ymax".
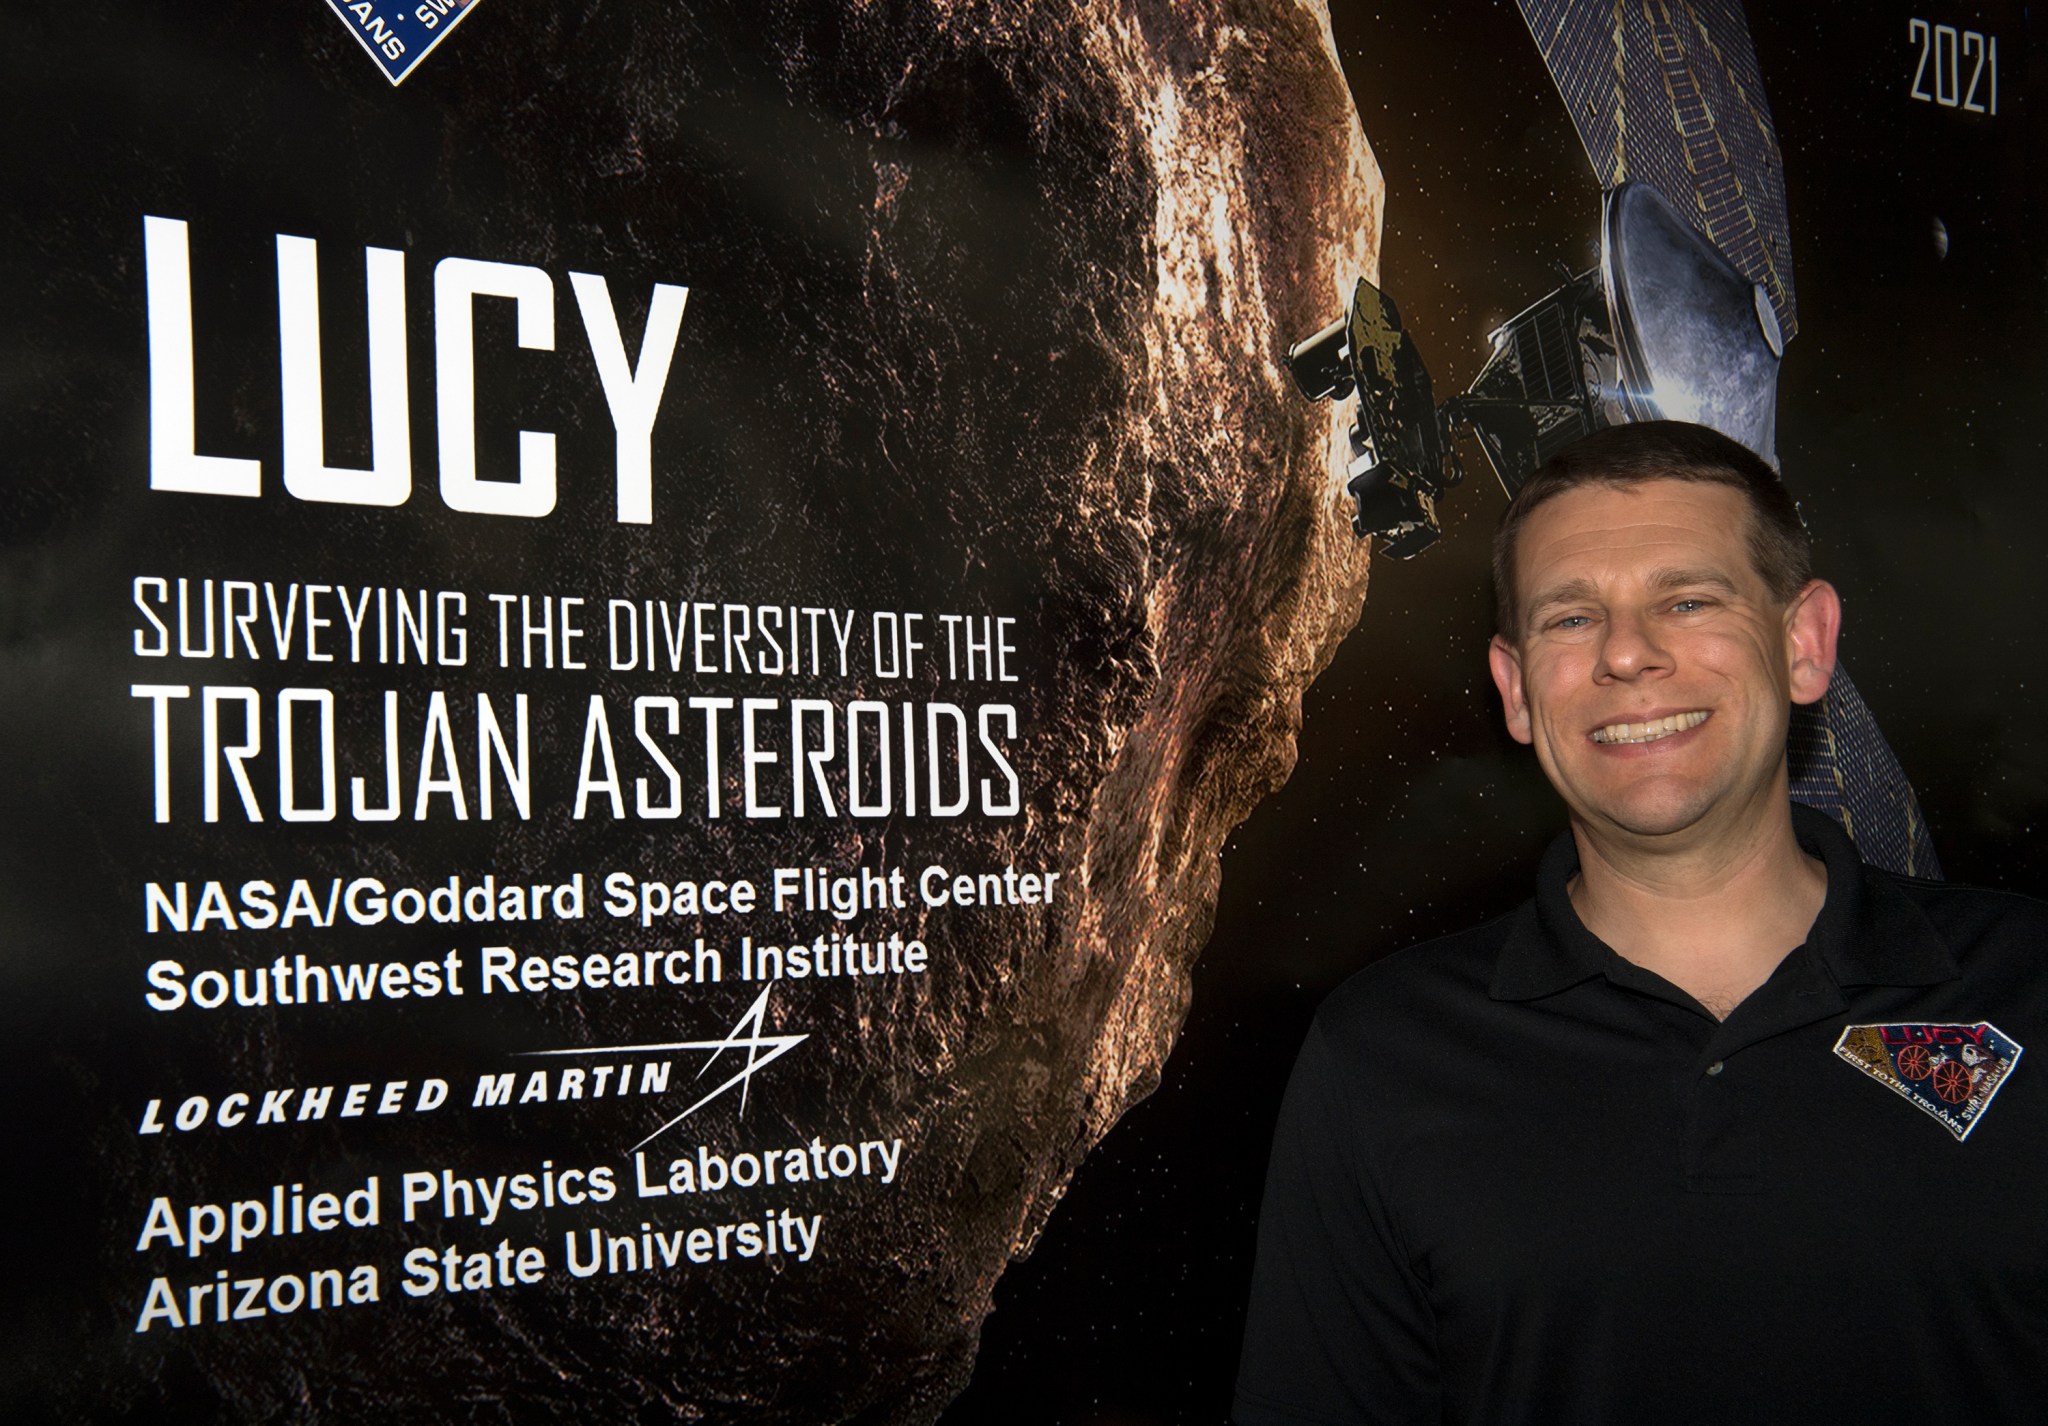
[
  {"xmin": 1521, "ymin": 568, "xmax": 1745, "ymax": 627},
  {"xmin": 1522, "ymin": 577, "xmax": 1601, "ymax": 620},
  {"xmin": 1645, "ymin": 567, "xmax": 1742, "ymax": 595}
]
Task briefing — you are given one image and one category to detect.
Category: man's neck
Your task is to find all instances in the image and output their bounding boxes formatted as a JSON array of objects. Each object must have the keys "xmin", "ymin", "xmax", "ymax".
[{"xmin": 1566, "ymin": 801, "xmax": 1828, "ymax": 1020}]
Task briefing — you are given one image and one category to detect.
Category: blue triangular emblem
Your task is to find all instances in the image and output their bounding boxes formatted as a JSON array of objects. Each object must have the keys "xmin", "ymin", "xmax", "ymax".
[{"xmin": 320, "ymin": 0, "xmax": 481, "ymax": 86}]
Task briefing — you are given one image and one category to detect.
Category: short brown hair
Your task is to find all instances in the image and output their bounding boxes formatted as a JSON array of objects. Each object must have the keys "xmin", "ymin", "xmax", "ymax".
[{"xmin": 1491, "ymin": 420, "xmax": 1812, "ymax": 637}]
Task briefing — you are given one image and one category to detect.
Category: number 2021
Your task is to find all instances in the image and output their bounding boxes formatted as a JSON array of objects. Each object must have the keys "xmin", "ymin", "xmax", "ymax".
[{"xmin": 1910, "ymin": 19, "xmax": 1997, "ymax": 114}]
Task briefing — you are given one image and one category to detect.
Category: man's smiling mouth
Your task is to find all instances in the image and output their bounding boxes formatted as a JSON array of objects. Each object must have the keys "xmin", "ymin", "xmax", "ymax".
[{"xmin": 1589, "ymin": 710, "xmax": 1711, "ymax": 745}]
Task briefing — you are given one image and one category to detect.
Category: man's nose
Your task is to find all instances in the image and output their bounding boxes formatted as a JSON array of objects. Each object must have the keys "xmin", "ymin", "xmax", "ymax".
[{"xmin": 1595, "ymin": 609, "xmax": 1671, "ymax": 681}]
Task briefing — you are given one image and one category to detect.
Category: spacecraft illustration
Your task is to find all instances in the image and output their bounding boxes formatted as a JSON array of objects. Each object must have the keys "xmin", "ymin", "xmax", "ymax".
[
  {"xmin": 1292, "ymin": 0, "xmax": 1941, "ymax": 877},
  {"xmin": 1291, "ymin": 180, "xmax": 1784, "ymax": 553}
]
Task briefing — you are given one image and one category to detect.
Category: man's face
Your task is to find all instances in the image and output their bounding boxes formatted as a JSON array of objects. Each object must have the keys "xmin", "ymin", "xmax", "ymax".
[{"xmin": 1487, "ymin": 479, "xmax": 1839, "ymax": 849}]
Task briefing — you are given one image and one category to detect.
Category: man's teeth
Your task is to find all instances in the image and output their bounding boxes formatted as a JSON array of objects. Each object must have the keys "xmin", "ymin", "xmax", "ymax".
[{"xmin": 1590, "ymin": 710, "xmax": 1710, "ymax": 745}]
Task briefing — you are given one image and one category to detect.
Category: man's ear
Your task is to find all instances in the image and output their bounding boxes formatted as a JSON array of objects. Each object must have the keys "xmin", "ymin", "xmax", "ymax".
[
  {"xmin": 1785, "ymin": 579, "xmax": 1842, "ymax": 707},
  {"xmin": 1488, "ymin": 634, "xmax": 1534, "ymax": 745}
]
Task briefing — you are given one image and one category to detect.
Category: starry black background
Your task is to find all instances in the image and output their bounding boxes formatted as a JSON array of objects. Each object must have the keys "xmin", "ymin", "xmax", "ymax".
[{"xmin": 944, "ymin": 1, "xmax": 2045, "ymax": 1421}]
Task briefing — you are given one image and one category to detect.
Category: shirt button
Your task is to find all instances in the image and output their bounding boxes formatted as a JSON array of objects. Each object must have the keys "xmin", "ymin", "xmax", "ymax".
[{"xmin": 1705, "ymin": 1061, "xmax": 1725, "ymax": 1076}]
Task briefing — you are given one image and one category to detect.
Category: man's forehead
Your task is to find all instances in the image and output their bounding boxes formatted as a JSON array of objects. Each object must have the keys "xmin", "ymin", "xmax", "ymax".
[{"xmin": 1515, "ymin": 481, "xmax": 1757, "ymax": 586}]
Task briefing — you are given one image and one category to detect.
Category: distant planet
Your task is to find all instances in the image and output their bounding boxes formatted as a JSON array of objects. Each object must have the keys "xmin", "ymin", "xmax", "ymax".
[{"xmin": 1933, "ymin": 215, "xmax": 1950, "ymax": 259}]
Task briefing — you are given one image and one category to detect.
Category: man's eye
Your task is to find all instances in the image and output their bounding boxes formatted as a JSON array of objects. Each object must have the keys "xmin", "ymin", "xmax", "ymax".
[
  {"xmin": 1550, "ymin": 614, "xmax": 1592, "ymax": 630},
  {"xmin": 1669, "ymin": 598, "xmax": 1711, "ymax": 613}
]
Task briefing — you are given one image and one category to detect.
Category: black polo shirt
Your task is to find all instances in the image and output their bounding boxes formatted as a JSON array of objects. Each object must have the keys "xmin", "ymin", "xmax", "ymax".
[{"xmin": 1235, "ymin": 807, "xmax": 2048, "ymax": 1424}]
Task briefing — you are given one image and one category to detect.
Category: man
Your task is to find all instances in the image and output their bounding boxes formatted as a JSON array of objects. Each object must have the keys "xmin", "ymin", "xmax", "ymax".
[{"xmin": 1234, "ymin": 421, "xmax": 2047, "ymax": 1422}]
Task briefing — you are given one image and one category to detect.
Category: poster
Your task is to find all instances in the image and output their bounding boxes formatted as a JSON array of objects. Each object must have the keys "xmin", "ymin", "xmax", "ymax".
[{"xmin": 2, "ymin": 1, "xmax": 2039, "ymax": 1422}]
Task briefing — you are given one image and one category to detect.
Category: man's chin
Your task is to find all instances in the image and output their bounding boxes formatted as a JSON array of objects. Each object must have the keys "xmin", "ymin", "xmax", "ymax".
[{"xmin": 1572, "ymin": 788, "xmax": 1724, "ymax": 844}]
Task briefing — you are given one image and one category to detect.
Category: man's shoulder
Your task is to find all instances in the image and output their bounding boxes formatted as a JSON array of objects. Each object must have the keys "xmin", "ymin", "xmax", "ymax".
[
  {"xmin": 1312, "ymin": 904, "xmax": 1529, "ymax": 1051},
  {"xmin": 1879, "ymin": 867, "xmax": 2048, "ymax": 939}
]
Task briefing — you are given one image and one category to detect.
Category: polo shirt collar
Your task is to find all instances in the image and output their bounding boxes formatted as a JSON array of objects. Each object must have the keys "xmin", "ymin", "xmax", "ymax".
[{"xmin": 1491, "ymin": 802, "xmax": 1959, "ymax": 1002}]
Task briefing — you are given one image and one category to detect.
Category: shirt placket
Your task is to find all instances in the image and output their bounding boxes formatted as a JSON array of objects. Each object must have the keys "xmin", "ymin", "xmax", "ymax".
[{"xmin": 1680, "ymin": 948, "xmax": 1847, "ymax": 1193}]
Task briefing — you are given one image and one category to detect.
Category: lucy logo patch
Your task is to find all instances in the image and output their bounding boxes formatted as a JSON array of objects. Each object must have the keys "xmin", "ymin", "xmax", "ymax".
[
  {"xmin": 1833, "ymin": 1022, "xmax": 2022, "ymax": 1141},
  {"xmin": 321, "ymin": 0, "xmax": 480, "ymax": 86}
]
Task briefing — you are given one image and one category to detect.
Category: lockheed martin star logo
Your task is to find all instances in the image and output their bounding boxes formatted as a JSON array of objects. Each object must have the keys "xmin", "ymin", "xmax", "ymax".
[{"xmin": 520, "ymin": 985, "xmax": 807, "ymax": 1151}]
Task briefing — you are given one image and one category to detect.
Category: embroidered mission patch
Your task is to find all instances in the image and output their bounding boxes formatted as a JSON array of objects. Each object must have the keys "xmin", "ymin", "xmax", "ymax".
[{"xmin": 1833, "ymin": 1022, "xmax": 2022, "ymax": 1141}]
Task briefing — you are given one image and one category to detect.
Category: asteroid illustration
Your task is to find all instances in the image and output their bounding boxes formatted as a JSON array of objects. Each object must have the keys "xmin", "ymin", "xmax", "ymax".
[{"xmin": 4, "ymin": 0, "xmax": 1380, "ymax": 1419}]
